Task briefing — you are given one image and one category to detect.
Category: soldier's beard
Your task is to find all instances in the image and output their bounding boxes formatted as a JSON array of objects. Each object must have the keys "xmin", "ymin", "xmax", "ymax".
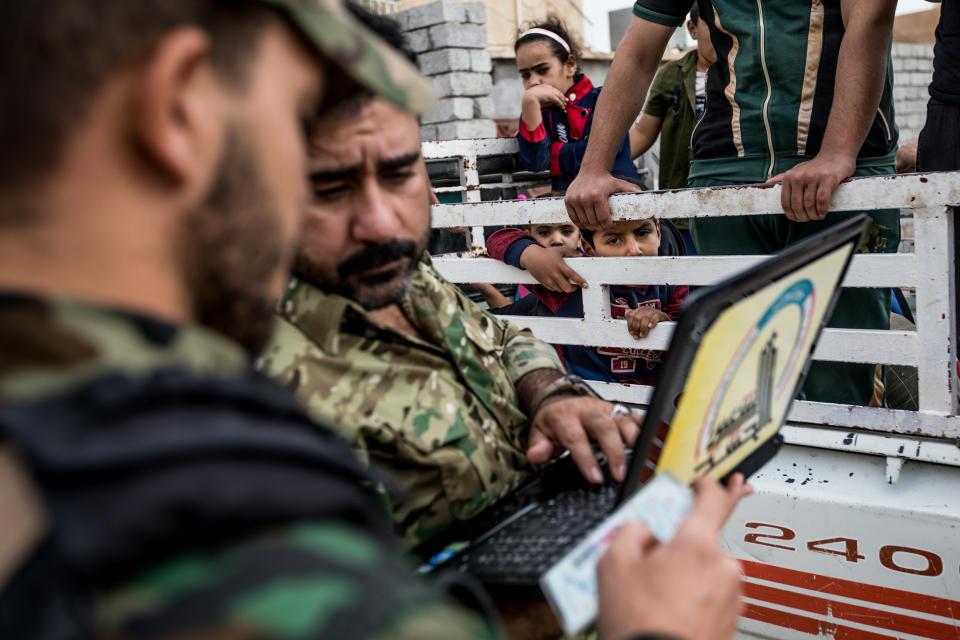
[
  {"xmin": 178, "ymin": 130, "xmax": 286, "ymax": 355},
  {"xmin": 294, "ymin": 233, "xmax": 428, "ymax": 310}
]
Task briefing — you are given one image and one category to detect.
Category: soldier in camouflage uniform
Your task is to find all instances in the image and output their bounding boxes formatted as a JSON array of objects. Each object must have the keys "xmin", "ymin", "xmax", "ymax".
[
  {"xmin": 0, "ymin": 298, "xmax": 500, "ymax": 639},
  {"xmin": 0, "ymin": 1, "xmax": 500, "ymax": 638},
  {"xmin": 266, "ymin": 256, "xmax": 576, "ymax": 545},
  {"xmin": 0, "ymin": 1, "xmax": 753, "ymax": 638},
  {"xmin": 259, "ymin": 25, "xmax": 642, "ymax": 547}
]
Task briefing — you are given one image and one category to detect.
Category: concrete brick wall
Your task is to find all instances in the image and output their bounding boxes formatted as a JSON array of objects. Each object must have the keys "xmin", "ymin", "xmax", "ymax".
[
  {"xmin": 392, "ymin": 0, "xmax": 496, "ymax": 141},
  {"xmin": 892, "ymin": 42, "xmax": 934, "ymax": 144}
]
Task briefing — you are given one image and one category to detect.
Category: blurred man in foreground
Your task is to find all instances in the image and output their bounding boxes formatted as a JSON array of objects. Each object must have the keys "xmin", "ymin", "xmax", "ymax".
[
  {"xmin": 0, "ymin": 1, "xmax": 750, "ymax": 638},
  {"xmin": 0, "ymin": 1, "xmax": 498, "ymax": 637}
]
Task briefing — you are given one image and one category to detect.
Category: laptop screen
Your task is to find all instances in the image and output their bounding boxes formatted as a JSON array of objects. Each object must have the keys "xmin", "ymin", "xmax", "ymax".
[{"xmin": 654, "ymin": 239, "xmax": 856, "ymax": 485}]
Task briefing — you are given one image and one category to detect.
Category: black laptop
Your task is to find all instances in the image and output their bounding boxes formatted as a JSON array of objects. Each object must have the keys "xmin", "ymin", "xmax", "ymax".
[{"xmin": 416, "ymin": 215, "xmax": 867, "ymax": 592}]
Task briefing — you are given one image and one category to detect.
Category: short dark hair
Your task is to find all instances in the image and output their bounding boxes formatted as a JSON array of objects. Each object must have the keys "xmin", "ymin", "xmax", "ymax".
[
  {"xmin": 689, "ymin": 3, "xmax": 701, "ymax": 24},
  {"xmin": 345, "ymin": 1, "xmax": 416, "ymax": 65},
  {"xmin": 515, "ymin": 15, "xmax": 582, "ymax": 75},
  {"xmin": 0, "ymin": 1, "xmax": 275, "ymax": 201},
  {"xmin": 318, "ymin": 2, "xmax": 416, "ymax": 119},
  {"xmin": 579, "ymin": 227, "xmax": 596, "ymax": 247}
]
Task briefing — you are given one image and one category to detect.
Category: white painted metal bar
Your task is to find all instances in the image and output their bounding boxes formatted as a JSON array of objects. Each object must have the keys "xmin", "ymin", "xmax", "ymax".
[
  {"xmin": 587, "ymin": 381, "xmax": 653, "ymax": 405},
  {"xmin": 779, "ymin": 425, "xmax": 960, "ymax": 468},
  {"xmin": 785, "ymin": 400, "xmax": 960, "ymax": 438},
  {"xmin": 432, "ymin": 253, "xmax": 918, "ymax": 289},
  {"xmin": 913, "ymin": 206, "xmax": 957, "ymax": 414},
  {"xmin": 588, "ymin": 382, "xmax": 960, "ymax": 440},
  {"xmin": 469, "ymin": 226, "xmax": 485, "ymax": 250},
  {"xmin": 432, "ymin": 186, "xmax": 474, "ymax": 194},
  {"xmin": 581, "ymin": 284, "xmax": 608, "ymax": 323},
  {"xmin": 456, "ymin": 151, "xmax": 485, "ymax": 250},
  {"xmin": 497, "ymin": 315, "xmax": 917, "ymax": 366},
  {"xmin": 432, "ymin": 182, "xmax": 546, "ymax": 197},
  {"xmin": 431, "ymin": 171, "xmax": 960, "ymax": 227},
  {"xmin": 423, "ymin": 137, "xmax": 521, "ymax": 159},
  {"xmin": 459, "ymin": 154, "xmax": 481, "ymax": 204}
]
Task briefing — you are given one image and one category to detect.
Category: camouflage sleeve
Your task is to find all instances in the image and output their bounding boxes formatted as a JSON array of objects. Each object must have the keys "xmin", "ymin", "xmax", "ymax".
[
  {"xmin": 496, "ymin": 317, "xmax": 566, "ymax": 384},
  {"xmin": 438, "ymin": 271, "xmax": 565, "ymax": 384},
  {"xmin": 95, "ymin": 522, "xmax": 502, "ymax": 640}
]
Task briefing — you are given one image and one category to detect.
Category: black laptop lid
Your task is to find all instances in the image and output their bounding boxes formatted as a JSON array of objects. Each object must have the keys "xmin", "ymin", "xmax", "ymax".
[{"xmin": 618, "ymin": 215, "xmax": 868, "ymax": 502}]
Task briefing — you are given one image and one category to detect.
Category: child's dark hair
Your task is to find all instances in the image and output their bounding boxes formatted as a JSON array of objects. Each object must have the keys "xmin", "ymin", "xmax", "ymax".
[
  {"xmin": 579, "ymin": 217, "xmax": 661, "ymax": 248},
  {"xmin": 323, "ymin": 3, "xmax": 417, "ymax": 120},
  {"xmin": 524, "ymin": 191, "xmax": 574, "ymax": 231},
  {"xmin": 579, "ymin": 227, "xmax": 596, "ymax": 247},
  {"xmin": 689, "ymin": 3, "xmax": 701, "ymax": 24},
  {"xmin": 514, "ymin": 16, "xmax": 582, "ymax": 75},
  {"xmin": 579, "ymin": 174, "xmax": 651, "ymax": 248}
]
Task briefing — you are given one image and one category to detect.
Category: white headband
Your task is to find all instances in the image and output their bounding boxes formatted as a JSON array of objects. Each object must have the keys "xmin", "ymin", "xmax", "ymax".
[{"xmin": 519, "ymin": 28, "xmax": 571, "ymax": 55}]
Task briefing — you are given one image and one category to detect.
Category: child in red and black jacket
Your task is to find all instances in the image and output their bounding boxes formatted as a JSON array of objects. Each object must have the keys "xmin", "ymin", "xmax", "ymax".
[
  {"xmin": 515, "ymin": 19, "xmax": 639, "ymax": 191},
  {"xmin": 484, "ymin": 219, "xmax": 689, "ymax": 385}
]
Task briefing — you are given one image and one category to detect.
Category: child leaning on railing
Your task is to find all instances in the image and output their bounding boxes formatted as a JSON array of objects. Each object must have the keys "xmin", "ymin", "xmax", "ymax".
[{"xmin": 475, "ymin": 214, "xmax": 688, "ymax": 386}]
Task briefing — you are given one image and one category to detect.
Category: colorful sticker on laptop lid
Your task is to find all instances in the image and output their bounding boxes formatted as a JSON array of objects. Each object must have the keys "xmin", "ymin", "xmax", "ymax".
[{"xmin": 655, "ymin": 242, "xmax": 853, "ymax": 483}]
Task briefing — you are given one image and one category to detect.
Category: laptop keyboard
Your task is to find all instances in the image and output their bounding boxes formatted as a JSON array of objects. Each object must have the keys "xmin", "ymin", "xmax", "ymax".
[{"xmin": 450, "ymin": 479, "xmax": 620, "ymax": 584}]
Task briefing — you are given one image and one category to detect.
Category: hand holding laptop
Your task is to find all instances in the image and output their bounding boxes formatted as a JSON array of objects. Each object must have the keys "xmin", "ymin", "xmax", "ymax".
[{"xmin": 597, "ymin": 475, "xmax": 753, "ymax": 640}]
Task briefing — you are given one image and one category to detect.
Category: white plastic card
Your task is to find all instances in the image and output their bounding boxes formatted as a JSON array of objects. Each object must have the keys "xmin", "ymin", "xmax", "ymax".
[{"xmin": 539, "ymin": 473, "xmax": 693, "ymax": 636}]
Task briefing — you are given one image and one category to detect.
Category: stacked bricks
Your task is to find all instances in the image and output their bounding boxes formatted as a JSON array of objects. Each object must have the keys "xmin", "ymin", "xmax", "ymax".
[
  {"xmin": 890, "ymin": 43, "xmax": 934, "ymax": 250},
  {"xmin": 392, "ymin": 0, "xmax": 496, "ymax": 141},
  {"xmin": 892, "ymin": 42, "xmax": 934, "ymax": 144}
]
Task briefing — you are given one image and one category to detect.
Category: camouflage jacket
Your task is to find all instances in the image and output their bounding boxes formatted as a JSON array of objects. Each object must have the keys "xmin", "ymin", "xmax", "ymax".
[
  {"xmin": 260, "ymin": 256, "xmax": 565, "ymax": 546},
  {"xmin": 0, "ymin": 293, "xmax": 500, "ymax": 640}
]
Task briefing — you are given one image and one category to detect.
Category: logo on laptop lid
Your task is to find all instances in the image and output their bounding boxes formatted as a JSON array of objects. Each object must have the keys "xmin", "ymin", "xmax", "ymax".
[{"xmin": 655, "ymin": 244, "xmax": 851, "ymax": 483}]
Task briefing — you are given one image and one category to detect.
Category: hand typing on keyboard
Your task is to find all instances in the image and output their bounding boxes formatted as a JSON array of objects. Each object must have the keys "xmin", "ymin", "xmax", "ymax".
[{"xmin": 527, "ymin": 394, "xmax": 641, "ymax": 484}]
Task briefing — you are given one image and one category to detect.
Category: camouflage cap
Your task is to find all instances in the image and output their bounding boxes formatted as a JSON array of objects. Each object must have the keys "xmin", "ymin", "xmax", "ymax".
[{"xmin": 262, "ymin": 0, "xmax": 435, "ymax": 115}]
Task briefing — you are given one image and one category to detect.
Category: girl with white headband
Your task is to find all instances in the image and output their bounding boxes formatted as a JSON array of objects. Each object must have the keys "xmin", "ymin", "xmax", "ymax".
[{"xmin": 515, "ymin": 18, "xmax": 639, "ymax": 192}]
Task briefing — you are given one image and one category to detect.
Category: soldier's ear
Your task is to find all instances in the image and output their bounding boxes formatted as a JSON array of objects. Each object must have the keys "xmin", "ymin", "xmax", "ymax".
[{"xmin": 127, "ymin": 27, "xmax": 224, "ymax": 190}]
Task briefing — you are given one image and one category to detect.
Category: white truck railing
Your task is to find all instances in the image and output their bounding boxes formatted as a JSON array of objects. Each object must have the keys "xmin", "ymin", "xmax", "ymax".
[
  {"xmin": 425, "ymin": 138, "xmax": 960, "ymax": 473},
  {"xmin": 424, "ymin": 138, "xmax": 550, "ymax": 250}
]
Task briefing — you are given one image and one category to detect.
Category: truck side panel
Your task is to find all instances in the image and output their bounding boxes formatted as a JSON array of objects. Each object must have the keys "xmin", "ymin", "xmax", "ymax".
[{"xmin": 727, "ymin": 445, "xmax": 960, "ymax": 639}]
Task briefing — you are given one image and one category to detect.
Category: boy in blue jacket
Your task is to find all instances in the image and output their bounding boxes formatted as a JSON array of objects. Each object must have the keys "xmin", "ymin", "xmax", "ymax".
[{"xmin": 484, "ymin": 218, "xmax": 688, "ymax": 385}]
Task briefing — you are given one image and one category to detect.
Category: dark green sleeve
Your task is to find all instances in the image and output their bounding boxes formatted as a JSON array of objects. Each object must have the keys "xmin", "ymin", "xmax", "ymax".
[
  {"xmin": 95, "ymin": 522, "xmax": 503, "ymax": 640},
  {"xmin": 643, "ymin": 63, "xmax": 675, "ymax": 118},
  {"xmin": 632, "ymin": 0, "xmax": 693, "ymax": 27},
  {"xmin": 488, "ymin": 293, "xmax": 543, "ymax": 316}
]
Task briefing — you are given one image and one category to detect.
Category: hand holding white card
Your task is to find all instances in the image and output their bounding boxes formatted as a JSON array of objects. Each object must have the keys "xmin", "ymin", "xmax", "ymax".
[{"xmin": 539, "ymin": 473, "xmax": 693, "ymax": 636}]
